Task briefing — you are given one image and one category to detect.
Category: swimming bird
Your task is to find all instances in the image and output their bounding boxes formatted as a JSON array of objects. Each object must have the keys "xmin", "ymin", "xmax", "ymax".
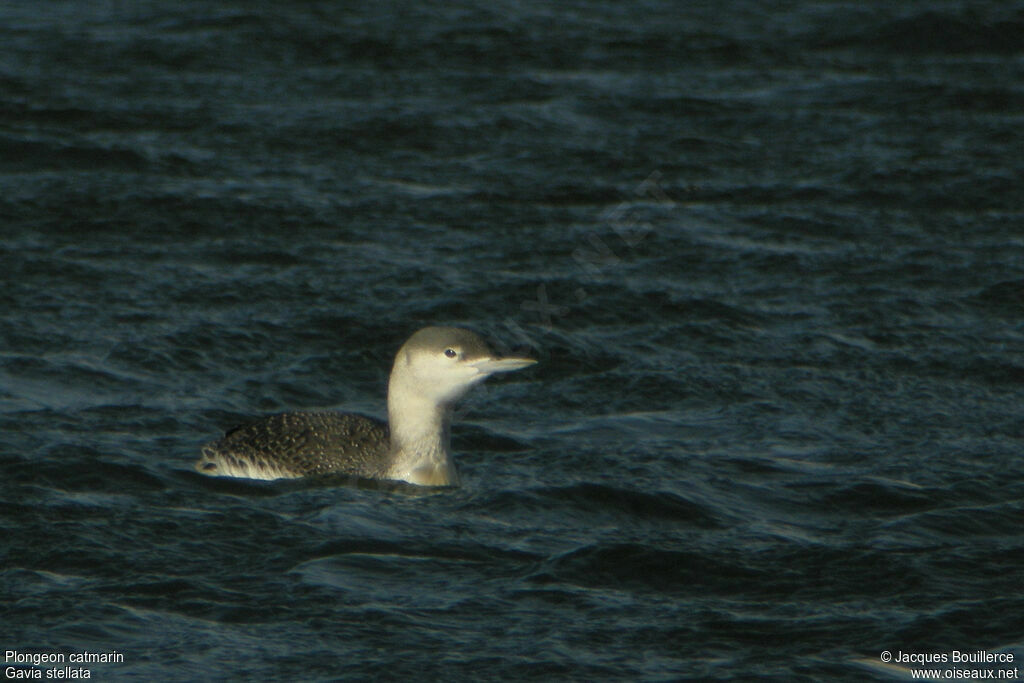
[{"xmin": 196, "ymin": 326, "xmax": 536, "ymax": 486}]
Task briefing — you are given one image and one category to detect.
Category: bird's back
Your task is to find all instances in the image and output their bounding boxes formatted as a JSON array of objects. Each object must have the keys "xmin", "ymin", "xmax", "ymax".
[{"xmin": 196, "ymin": 411, "xmax": 391, "ymax": 480}]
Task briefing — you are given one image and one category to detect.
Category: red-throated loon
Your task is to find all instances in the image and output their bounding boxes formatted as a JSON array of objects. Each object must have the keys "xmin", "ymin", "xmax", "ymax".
[{"xmin": 195, "ymin": 326, "xmax": 536, "ymax": 486}]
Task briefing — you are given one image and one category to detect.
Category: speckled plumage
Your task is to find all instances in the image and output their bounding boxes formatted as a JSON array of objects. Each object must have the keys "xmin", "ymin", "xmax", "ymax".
[{"xmin": 197, "ymin": 411, "xmax": 391, "ymax": 479}]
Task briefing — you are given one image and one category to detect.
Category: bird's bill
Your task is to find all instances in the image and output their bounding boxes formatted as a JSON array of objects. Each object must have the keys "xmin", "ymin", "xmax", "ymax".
[{"xmin": 471, "ymin": 357, "xmax": 537, "ymax": 375}]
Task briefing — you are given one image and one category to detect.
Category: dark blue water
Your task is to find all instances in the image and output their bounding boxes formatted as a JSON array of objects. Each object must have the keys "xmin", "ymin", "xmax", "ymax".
[{"xmin": 3, "ymin": 1, "xmax": 1024, "ymax": 680}]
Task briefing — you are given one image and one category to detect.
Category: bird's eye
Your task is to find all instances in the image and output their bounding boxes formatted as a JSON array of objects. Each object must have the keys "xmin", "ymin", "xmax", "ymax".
[{"xmin": 444, "ymin": 348, "xmax": 457, "ymax": 359}]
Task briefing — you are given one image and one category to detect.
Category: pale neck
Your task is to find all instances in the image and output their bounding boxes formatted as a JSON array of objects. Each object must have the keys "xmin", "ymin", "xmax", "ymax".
[{"xmin": 385, "ymin": 374, "xmax": 458, "ymax": 486}]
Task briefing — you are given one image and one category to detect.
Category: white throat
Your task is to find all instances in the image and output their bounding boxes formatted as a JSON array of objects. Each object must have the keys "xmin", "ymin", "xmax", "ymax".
[{"xmin": 385, "ymin": 367, "xmax": 461, "ymax": 486}]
